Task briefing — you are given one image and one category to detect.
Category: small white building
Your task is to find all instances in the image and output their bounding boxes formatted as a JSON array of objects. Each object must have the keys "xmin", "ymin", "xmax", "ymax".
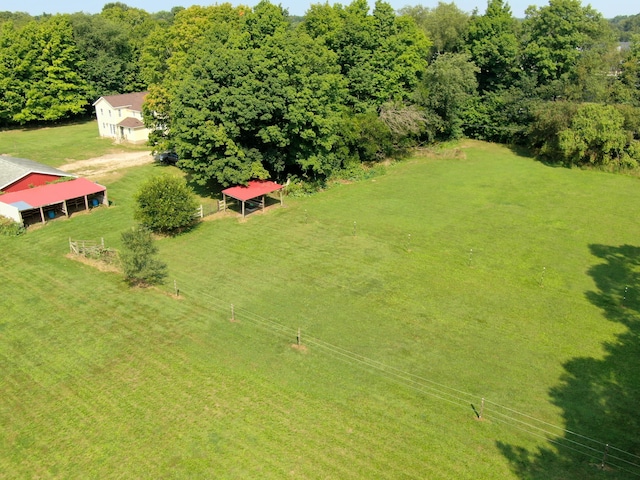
[{"xmin": 93, "ymin": 92, "xmax": 149, "ymax": 144}]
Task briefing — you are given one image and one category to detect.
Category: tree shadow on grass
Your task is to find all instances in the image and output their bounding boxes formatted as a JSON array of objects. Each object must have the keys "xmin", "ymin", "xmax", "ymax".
[
  {"xmin": 498, "ymin": 244, "xmax": 640, "ymax": 479},
  {"xmin": 506, "ymin": 143, "xmax": 570, "ymax": 169}
]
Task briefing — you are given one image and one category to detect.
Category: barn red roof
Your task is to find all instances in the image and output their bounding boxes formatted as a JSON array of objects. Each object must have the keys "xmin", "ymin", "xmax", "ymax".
[
  {"xmin": 0, "ymin": 178, "xmax": 106, "ymax": 210},
  {"xmin": 222, "ymin": 180, "xmax": 283, "ymax": 202}
]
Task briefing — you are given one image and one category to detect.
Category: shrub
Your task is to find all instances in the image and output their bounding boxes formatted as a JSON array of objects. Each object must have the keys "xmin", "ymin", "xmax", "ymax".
[
  {"xmin": 134, "ymin": 174, "xmax": 199, "ymax": 234},
  {"xmin": 0, "ymin": 217, "xmax": 25, "ymax": 236}
]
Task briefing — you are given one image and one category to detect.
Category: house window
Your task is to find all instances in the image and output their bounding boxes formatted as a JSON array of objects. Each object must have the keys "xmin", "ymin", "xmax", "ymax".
[
  {"xmin": 128, "ymin": 128, "xmax": 131, "ymax": 134},
  {"xmin": 100, "ymin": 108, "xmax": 103, "ymax": 116},
  {"xmin": 118, "ymin": 109, "xmax": 122, "ymax": 117},
  {"xmin": 108, "ymin": 110, "xmax": 111, "ymax": 117}
]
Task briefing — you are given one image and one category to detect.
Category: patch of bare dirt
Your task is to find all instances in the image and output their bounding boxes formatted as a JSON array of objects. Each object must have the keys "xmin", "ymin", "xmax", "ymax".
[
  {"xmin": 59, "ymin": 151, "xmax": 154, "ymax": 179},
  {"xmin": 65, "ymin": 253, "xmax": 120, "ymax": 273}
]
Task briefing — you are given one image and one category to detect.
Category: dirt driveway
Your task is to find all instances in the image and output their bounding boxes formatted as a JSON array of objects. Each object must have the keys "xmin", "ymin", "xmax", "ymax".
[{"xmin": 59, "ymin": 151, "xmax": 154, "ymax": 179}]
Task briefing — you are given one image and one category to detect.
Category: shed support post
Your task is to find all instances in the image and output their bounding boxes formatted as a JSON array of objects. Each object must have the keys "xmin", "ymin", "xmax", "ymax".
[
  {"xmin": 103, "ymin": 190, "xmax": 108, "ymax": 207},
  {"xmin": 63, "ymin": 200, "xmax": 69, "ymax": 217},
  {"xmin": 280, "ymin": 189, "xmax": 283, "ymax": 206},
  {"xmin": 242, "ymin": 200, "xmax": 246, "ymax": 218},
  {"xmin": 84, "ymin": 195, "xmax": 89, "ymax": 210},
  {"xmin": 223, "ymin": 194, "xmax": 227, "ymax": 212},
  {"xmin": 39, "ymin": 207, "xmax": 45, "ymax": 223},
  {"xmin": 262, "ymin": 195, "xmax": 265, "ymax": 212}
]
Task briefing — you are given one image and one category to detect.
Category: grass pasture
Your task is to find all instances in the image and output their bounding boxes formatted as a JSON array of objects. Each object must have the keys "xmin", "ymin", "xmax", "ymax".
[
  {"xmin": 1, "ymin": 137, "xmax": 639, "ymax": 478},
  {"xmin": 0, "ymin": 120, "xmax": 148, "ymax": 166}
]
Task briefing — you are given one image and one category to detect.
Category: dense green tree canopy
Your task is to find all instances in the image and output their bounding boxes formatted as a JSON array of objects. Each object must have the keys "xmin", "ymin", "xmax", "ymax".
[
  {"xmin": 303, "ymin": 0, "xmax": 431, "ymax": 112},
  {"xmin": 418, "ymin": 52, "xmax": 479, "ymax": 139},
  {"xmin": 1, "ymin": 0, "xmax": 639, "ymax": 176},
  {"xmin": 170, "ymin": 24, "xmax": 347, "ymax": 186},
  {"xmin": 615, "ymin": 35, "xmax": 640, "ymax": 106},
  {"xmin": 522, "ymin": 0, "xmax": 613, "ymax": 91},
  {"xmin": 67, "ymin": 13, "xmax": 138, "ymax": 101},
  {"xmin": 0, "ymin": 17, "xmax": 89, "ymax": 124},
  {"xmin": 399, "ymin": 2, "xmax": 469, "ymax": 58},
  {"xmin": 465, "ymin": 0, "xmax": 521, "ymax": 93},
  {"xmin": 558, "ymin": 103, "xmax": 635, "ymax": 167}
]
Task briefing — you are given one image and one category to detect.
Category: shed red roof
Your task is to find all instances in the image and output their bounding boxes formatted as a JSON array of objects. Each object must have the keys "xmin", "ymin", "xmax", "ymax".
[
  {"xmin": 222, "ymin": 180, "xmax": 283, "ymax": 202},
  {"xmin": 0, "ymin": 178, "xmax": 106, "ymax": 210}
]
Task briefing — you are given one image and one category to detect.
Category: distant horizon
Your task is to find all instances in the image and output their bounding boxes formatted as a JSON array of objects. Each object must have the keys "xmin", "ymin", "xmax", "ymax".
[{"xmin": 1, "ymin": 0, "xmax": 638, "ymax": 20}]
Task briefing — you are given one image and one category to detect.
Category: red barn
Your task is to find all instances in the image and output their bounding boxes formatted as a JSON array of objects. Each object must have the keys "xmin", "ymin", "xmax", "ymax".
[
  {"xmin": 0, "ymin": 155, "xmax": 75, "ymax": 193},
  {"xmin": 0, "ymin": 156, "xmax": 108, "ymax": 226}
]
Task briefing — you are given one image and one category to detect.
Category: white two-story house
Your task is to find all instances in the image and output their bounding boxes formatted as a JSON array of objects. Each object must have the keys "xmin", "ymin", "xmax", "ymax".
[{"xmin": 93, "ymin": 91, "xmax": 149, "ymax": 144}]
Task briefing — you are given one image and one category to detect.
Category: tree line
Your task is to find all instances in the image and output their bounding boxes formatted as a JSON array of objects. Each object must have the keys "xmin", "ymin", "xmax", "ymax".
[{"xmin": 2, "ymin": 0, "xmax": 640, "ymax": 187}]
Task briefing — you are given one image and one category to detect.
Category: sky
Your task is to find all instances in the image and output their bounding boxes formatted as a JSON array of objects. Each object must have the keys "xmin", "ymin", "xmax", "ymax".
[{"xmin": 1, "ymin": 0, "xmax": 637, "ymax": 19}]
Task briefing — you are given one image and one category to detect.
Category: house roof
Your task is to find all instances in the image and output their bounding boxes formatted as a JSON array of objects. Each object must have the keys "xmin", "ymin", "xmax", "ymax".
[
  {"xmin": 222, "ymin": 180, "xmax": 284, "ymax": 202},
  {"xmin": 117, "ymin": 117, "xmax": 145, "ymax": 128},
  {"xmin": 0, "ymin": 178, "xmax": 106, "ymax": 210},
  {"xmin": 93, "ymin": 91, "xmax": 148, "ymax": 112},
  {"xmin": 0, "ymin": 155, "xmax": 75, "ymax": 190}
]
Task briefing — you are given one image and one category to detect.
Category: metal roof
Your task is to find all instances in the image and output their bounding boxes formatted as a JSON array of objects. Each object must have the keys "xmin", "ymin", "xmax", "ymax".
[
  {"xmin": 222, "ymin": 180, "xmax": 284, "ymax": 202},
  {"xmin": 0, "ymin": 178, "xmax": 106, "ymax": 210},
  {"xmin": 0, "ymin": 155, "xmax": 75, "ymax": 190}
]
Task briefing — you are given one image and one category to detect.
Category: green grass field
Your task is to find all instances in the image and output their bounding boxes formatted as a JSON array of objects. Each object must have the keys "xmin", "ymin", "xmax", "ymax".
[
  {"xmin": 0, "ymin": 120, "xmax": 149, "ymax": 166},
  {"xmin": 1, "ymin": 131, "xmax": 639, "ymax": 478}
]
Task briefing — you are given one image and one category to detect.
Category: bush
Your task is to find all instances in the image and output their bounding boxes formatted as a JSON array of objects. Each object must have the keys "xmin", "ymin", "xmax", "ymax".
[
  {"xmin": 284, "ymin": 176, "xmax": 326, "ymax": 197},
  {"xmin": 0, "ymin": 217, "xmax": 25, "ymax": 236},
  {"xmin": 134, "ymin": 174, "xmax": 199, "ymax": 234}
]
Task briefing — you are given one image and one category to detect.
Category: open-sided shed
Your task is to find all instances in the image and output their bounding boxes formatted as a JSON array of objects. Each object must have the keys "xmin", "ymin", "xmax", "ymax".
[
  {"xmin": 0, "ymin": 178, "xmax": 108, "ymax": 226},
  {"xmin": 221, "ymin": 180, "xmax": 284, "ymax": 218}
]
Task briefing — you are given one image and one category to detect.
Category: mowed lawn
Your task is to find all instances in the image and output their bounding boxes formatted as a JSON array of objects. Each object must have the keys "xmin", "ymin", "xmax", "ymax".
[
  {"xmin": 0, "ymin": 120, "xmax": 148, "ymax": 166},
  {"xmin": 1, "ymin": 138, "xmax": 639, "ymax": 478}
]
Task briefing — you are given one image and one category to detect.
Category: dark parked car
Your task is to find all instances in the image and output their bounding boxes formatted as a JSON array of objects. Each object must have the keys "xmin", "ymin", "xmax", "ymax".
[{"xmin": 155, "ymin": 151, "xmax": 178, "ymax": 165}]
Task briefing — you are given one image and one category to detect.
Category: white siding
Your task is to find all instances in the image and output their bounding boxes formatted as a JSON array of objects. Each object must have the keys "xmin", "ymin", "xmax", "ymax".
[
  {"xmin": 94, "ymin": 97, "xmax": 149, "ymax": 144},
  {"xmin": 0, "ymin": 202, "xmax": 22, "ymax": 223}
]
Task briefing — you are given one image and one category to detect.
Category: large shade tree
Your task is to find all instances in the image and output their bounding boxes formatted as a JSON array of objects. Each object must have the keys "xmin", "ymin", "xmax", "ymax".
[
  {"xmin": 416, "ymin": 52, "xmax": 479, "ymax": 139},
  {"xmin": 67, "ymin": 12, "xmax": 138, "ymax": 102},
  {"xmin": 303, "ymin": 0, "xmax": 431, "ymax": 112},
  {"xmin": 399, "ymin": 2, "xmax": 469, "ymax": 59},
  {"xmin": 0, "ymin": 17, "xmax": 89, "ymax": 124},
  {"xmin": 521, "ymin": 0, "xmax": 613, "ymax": 98},
  {"xmin": 164, "ymin": 2, "xmax": 348, "ymax": 186},
  {"xmin": 465, "ymin": 0, "xmax": 521, "ymax": 93}
]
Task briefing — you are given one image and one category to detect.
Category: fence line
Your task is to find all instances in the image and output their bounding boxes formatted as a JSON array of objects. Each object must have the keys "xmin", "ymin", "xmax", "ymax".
[
  {"xmin": 69, "ymin": 237, "xmax": 105, "ymax": 255},
  {"xmin": 172, "ymin": 282, "xmax": 640, "ymax": 476},
  {"xmin": 194, "ymin": 202, "xmax": 221, "ymax": 219}
]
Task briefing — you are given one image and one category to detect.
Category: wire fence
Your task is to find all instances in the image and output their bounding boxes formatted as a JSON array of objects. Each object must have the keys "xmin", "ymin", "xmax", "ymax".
[{"xmin": 168, "ymin": 281, "xmax": 640, "ymax": 477}]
